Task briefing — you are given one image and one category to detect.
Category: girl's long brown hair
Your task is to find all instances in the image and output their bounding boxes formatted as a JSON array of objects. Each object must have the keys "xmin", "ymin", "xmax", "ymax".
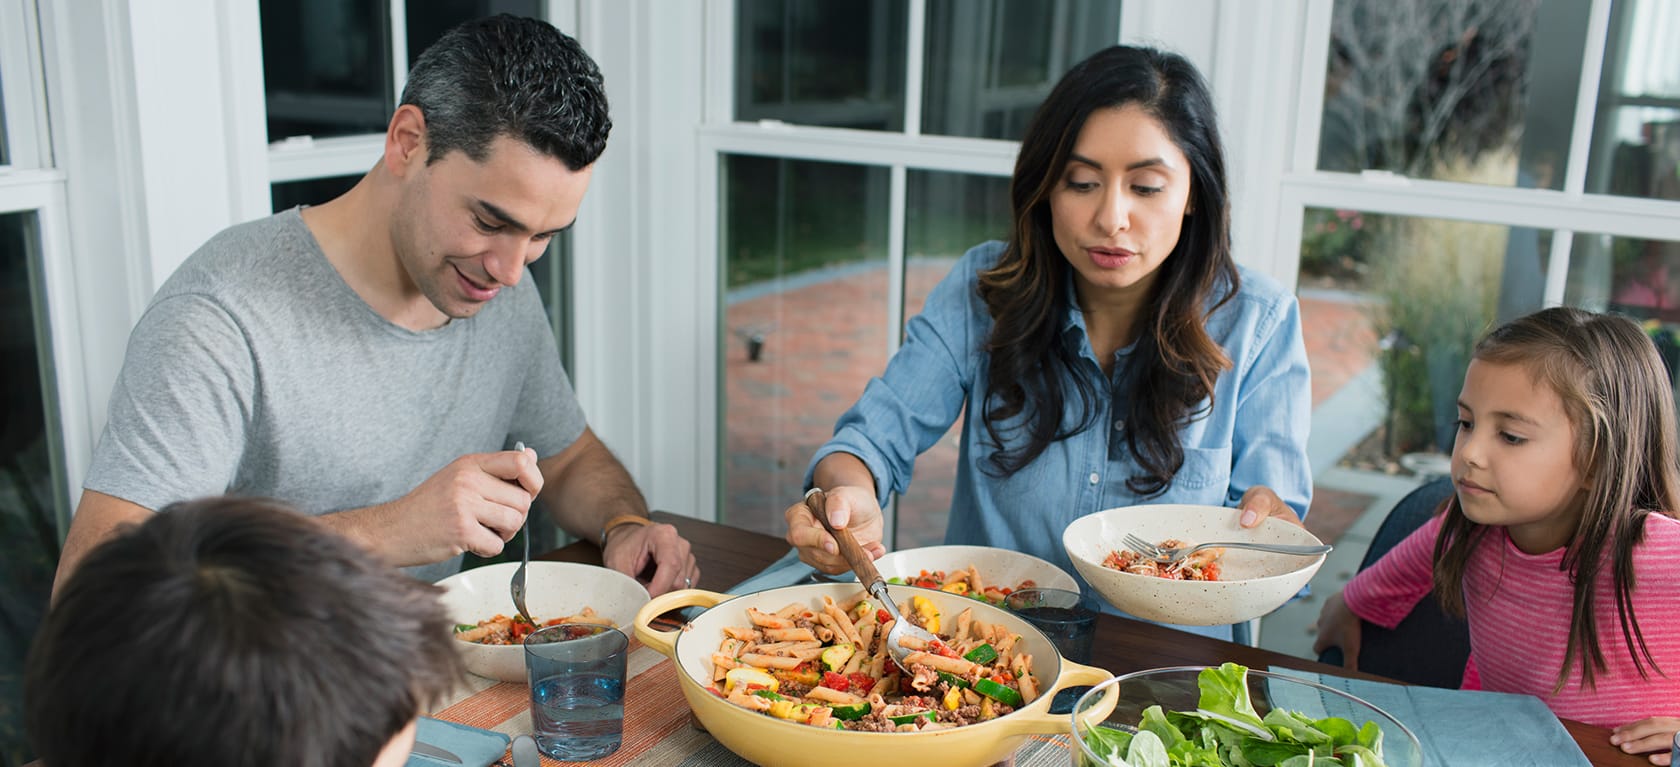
[
  {"xmin": 1432, "ymin": 307, "xmax": 1680, "ymax": 689},
  {"xmin": 976, "ymin": 45, "xmax": 1236, "ymax": 494}
]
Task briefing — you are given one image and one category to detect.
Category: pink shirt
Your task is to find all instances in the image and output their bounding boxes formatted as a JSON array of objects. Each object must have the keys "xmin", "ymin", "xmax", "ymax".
[{"xmin": 1343, "ymin": 511, "xmax": 1680, "ymax": 727}]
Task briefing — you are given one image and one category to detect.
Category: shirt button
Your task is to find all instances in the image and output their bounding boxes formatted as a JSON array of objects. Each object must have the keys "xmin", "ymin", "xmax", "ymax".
[
  {"xmin": 1088, "ymin": 472, "xmax": 1100, "ymax": 485},
  {"xmin": 1113, "ymin": 419, "xmax": 1125, "ymax": 431}
]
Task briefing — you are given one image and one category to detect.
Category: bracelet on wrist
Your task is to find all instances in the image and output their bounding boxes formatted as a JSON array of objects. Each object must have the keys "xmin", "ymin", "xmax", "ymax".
[{"xmin": 598, "ymin": 513, "xmax": 653, "ymax": 547}]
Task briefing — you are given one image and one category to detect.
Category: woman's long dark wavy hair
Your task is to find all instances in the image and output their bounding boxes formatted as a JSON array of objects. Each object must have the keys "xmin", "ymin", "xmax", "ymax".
[
  {"xmin": 976, "ymin": 45, "xmax": 1237, "ymax": 495},
  {"xmin": 1432, "ymin": 307, "xmax": 1680, "ymax": 690}
]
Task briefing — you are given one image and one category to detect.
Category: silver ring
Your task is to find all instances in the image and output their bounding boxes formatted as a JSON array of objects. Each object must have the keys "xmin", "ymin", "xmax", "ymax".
[{"xmin": 684, "ymin": 576, "xmax": 693, "ymax": 589}]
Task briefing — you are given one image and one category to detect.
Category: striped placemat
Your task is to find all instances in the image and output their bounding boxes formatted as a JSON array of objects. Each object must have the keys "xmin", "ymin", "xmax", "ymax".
[{"xmin": 430, "ymin": 639, "xmax": 1078, "ymax": 766}]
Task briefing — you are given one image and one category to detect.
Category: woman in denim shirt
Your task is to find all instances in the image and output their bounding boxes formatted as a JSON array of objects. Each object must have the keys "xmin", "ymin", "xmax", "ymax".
[{"xmin": 784, "ymin": 45, "xmax": 1312, "ymax": 640}]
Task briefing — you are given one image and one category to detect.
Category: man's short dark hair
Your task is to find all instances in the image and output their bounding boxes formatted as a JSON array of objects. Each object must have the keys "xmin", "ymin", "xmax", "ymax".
[
  {"xmin": 25, "ymin": 497, "xmax": 464, "ymax": 767},
  {"xmin": 401, "ymin": 14, "xmax": 612, "ymax": 170}
]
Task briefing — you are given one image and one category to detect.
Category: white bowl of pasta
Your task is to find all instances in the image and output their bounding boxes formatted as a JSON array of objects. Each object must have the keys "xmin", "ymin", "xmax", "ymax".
[
  {"xmin": 1061, "ymin": 503, "xmax": 1327, "ymax": 626},
  {"xmin": 633, "ymin": 583, "xmax": 1118, "ymax": 767},
  {"xmin": 437, "ymin": 561, "xmax": 650, "ymax": 682},
  {"xmin": 869, "ymin": 545, "xmax": 1080, "ymax": 605}
]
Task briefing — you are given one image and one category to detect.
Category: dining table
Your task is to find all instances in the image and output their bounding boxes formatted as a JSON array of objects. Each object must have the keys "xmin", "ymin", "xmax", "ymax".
[{"xmin": 429, "ymin": 511, "xmax": 1646, "ymax": 767}]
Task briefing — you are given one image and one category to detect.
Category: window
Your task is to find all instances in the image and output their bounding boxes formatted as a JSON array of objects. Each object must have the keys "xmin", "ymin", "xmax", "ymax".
[
  {"xmin": 715, "ymin": 0, "xmax": 1121, "ymax": 544},
  {"xmin": 1285, "ymin": 0, "xmax": 1680, "ymax": 468},
  {"xmin": 0, "ymin": 209, "xmax": 58, "ymax": 767}
]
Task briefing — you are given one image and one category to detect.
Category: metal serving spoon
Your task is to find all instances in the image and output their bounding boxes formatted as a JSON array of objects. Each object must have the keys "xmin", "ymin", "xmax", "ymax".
[
  {"xmin": 509, "ymin": 442, "xmax": 536, "ymax": 627},
  {"xmin": 805, "ymin": 488, "xmax": 940, "ymax": 674}
]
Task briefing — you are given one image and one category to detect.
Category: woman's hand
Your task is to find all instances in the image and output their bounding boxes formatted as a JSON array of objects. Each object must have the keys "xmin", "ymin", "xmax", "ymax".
[
  {"xmin": 1311, "ymin": 590, "xmax": 1363, "ymax": 671},
  {"xmin": 1611, "ymin": 717, "xmax": 1680, "ymax": 764},
  {"xmin": 784, "ymin": 484, "xmax": 886, "ymax": 574},
  {"xmin": 1236, "ymin": 485, "xmax": 1303, "ymax": 528}
]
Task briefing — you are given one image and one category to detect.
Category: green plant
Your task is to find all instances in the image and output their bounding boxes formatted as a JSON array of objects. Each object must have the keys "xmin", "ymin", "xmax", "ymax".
[
  {"xmin": 1299, "ymin": 208, "xmax": 1373, "ymax": 280},
  {"xmin": 1367, "ymin": 216, "xmax": 1503, "ymax": 455}
]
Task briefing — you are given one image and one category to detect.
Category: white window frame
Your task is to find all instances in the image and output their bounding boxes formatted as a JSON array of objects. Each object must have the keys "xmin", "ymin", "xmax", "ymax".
[{"xmin": 1262, "ymin": 0, "xmax": 1680, "ymax": 296}]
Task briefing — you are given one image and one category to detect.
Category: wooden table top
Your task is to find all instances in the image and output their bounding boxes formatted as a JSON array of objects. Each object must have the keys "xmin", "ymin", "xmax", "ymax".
[{"xmin": 542, "ymin": 511, "xmax": 1647, "ymax": 766}]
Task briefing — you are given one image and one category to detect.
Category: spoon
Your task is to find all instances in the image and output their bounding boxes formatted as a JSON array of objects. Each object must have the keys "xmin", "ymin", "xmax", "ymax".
[
  {"xmin": 805, "ymin": 488, "xmax": 940, "ymax": 674},
  {"xmin": 509, "ymin": 441, "xmax": 536, "ymax": 628}
]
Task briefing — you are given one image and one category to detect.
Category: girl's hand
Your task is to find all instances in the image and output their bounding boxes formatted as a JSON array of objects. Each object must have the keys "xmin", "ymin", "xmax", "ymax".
[
  {"xmin": 1311, "ymin": 590, "xmax": 1363, "ymax": 670},
  {"xmin": 1611, "ymin": 717, "xmax": 1680, "ymax": 764},
  {"xmin": 1236, "ymin": 485, "xmax": 1303, "ymax": 528}
]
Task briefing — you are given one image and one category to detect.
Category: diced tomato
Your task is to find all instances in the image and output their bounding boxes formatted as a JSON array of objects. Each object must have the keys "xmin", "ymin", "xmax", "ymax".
[
  {"xmin": 847, "ymin": 672, "xmax": 874, "ymax": 694},
  {"xmin": 913, "ymin": 578, "xmax": 938, "ymax": 588},
  {"xmin": 992, "ymin": 670, "xmax": 1014, "ymax": 684},
  {"xmin": 877, "ymin": 609, "xmax": 892, "ymax": 624},
  {"xmin": 927, "ymin": 639, "xmax": 959, "ymax": 659},
  {"xmin": 821, "ymin": 671, "xmax": 850, "ymax": 692}
]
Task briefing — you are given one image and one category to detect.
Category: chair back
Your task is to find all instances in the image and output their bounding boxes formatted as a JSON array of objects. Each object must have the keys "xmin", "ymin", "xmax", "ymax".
[{"xmin": 1319, "ymin": 477, "xmax": 1471, "ymax": 689}]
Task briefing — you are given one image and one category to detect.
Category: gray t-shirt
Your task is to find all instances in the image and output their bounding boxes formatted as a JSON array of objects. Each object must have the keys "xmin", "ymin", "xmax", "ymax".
[{"xmin": 85, "ymin": 207, "xmax": 585, "ymax": 582}]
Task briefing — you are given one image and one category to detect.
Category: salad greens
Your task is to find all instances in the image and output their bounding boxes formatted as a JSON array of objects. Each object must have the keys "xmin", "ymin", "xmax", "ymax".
[{"xmin": 1079, "ymin": 663, "xmax": 1392, "ymax": 767}]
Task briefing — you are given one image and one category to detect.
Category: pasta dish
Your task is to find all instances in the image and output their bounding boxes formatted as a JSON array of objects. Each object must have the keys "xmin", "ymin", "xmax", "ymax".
[
  {"xmin": 708, "ymin": 591, "xmax": 1040, "ymax": 731},
  {"xmin": 1101, "ymin": 540, "xmax": 1222, "ymax": 581},
  {"xmin": 453, "ymin": 607, "xmax": 613, "ymax": 645}
]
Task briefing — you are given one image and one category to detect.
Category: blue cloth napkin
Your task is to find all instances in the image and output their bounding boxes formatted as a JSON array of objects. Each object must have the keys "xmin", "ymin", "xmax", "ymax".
[
  {"xmin": 725, "ymin": 546, "xmax": 821, "ymax": 595},
  {"xmin": 1266, "ymin": 666, "xmax": 1590, "ymax": 767},
  {"xmin": 406, "ymin": 716, "xmax": 511, "ymax": 767}
]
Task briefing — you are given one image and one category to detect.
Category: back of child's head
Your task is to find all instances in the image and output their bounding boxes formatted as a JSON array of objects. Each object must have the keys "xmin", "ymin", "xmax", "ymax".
[
  {"xmin": 1471, "ymin": 306, "xmax": 1680, "ymax": 523},
  {"xmin": 1441, "ymin": 306, "xmax": 1680, "ymax": 688},
  {"xmin": 25, "ymin": 496, "xmax": 465, "ymax": 767}
]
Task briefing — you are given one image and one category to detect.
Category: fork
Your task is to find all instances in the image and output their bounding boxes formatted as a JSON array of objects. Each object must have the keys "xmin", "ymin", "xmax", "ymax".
[
  {"xmin": 1122, "ymin": 532, "xmax": 1331, "ymax": 564},
  {"xmin": 509, "ymin": 441, "xmax": 536, "ymax": 627}
]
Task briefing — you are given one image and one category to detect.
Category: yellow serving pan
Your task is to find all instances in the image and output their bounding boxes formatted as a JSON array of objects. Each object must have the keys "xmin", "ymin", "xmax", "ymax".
[{"xmin": 634, "ymin": 582, "xmax": 1118, "ymax": 767}]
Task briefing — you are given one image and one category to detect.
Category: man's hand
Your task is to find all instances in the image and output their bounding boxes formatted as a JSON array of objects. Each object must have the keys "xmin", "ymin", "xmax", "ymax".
[
  {"xmin": 1236, "ymin": 485, "xmax": 1303, "ymax": 528},
  {"xmin": 603, "ymin": 521, "xmax": 698, "ymax": 597},
  {"xmin": 785, "ymin": 484, "xmax": 886, "ymax": 574},
  {"xmin": 1611, "ymin": 717, "xmax": 1680, "ymax": 764},
  {"xmin": 341, "ymin": 448, "xmax": 542, "ymax": 567},
  {"xmin": 1311, "ymin": 590, "xmax": 1363, "ymax": 671}
]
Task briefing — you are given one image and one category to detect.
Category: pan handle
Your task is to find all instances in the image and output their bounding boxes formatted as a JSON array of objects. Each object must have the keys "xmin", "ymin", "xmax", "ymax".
[{"xmin": 633, "ymin": 588, "xmax": 726, "ymax": 656}]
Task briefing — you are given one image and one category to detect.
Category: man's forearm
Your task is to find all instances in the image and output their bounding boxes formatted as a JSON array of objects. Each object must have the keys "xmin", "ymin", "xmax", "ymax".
[{"xmin": 540, "ymin": 435, "xmax": 648, "ymax": 546}]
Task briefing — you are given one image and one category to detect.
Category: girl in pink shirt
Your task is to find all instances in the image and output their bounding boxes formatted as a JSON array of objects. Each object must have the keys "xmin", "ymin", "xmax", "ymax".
[{"xmin": 1315, "ymin": 307, "xmax": 1680, "ymax": 765}]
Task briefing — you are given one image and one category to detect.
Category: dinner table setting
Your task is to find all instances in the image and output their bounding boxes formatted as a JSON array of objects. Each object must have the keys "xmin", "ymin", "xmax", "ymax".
[{"xmin": 421, "ymin": 509, "xmax": 1649, "ymax": 767}]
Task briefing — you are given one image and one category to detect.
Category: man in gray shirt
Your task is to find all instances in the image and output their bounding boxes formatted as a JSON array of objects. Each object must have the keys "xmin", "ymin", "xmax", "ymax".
[{"xmin": 55, "ymin": 15, "xmax": 699, "ymax": 594}]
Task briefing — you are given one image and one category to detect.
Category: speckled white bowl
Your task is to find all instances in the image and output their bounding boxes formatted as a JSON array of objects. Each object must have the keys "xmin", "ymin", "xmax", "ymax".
[
  {"xmin": 870, "ymin": 545, "xmax": 1080, "ymax": 596},
  {"xmin": 1061, "ymin": 504, "xmax": 1327, "ymax": 626},
  {"xmin": 436, "ymin": 561, "xmax": 650, "ymax": 682}
]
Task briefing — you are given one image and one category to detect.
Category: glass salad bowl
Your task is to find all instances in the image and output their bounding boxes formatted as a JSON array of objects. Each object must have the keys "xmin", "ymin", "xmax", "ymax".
[{"xmin": 1070, "ymin": 664, "xmax": 1423, "ymax": 767}]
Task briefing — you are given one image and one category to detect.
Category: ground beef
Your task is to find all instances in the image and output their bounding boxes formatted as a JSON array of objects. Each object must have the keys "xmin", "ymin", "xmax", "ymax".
[
  {"xmin": 779, "ymin": 680, "xmax": 813, "ymax": 699},
  {"xmin": 937, "ymin": 704, "xmax": 982, "ymax": 727},
  {"xmin": 843, "ymin": 715, "xmax": 897, "ymax": 733}
]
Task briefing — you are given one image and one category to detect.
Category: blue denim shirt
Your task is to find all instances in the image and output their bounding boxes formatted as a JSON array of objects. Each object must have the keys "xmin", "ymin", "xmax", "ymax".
[{"xmin": 809, "ymin": 241, "xmax": 1313, "ymax": 640}]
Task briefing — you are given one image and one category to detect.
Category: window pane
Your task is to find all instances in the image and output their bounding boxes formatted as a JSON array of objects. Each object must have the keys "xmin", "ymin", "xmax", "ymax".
[
  {"xmin": 894, "ymin": 171, "xmax": 1010, "ymax": 547},
  {"xmin": 735, "ymin": 0, "xmax": 907, "ymax": 130},
  {"xmin": 921, "ymin": 0, "xmax": 1121, "ymax": 140},
  {"xmin": 271, "ymin": 174, "xmax": 362, "ymax": 212},
  {"xmin": 1297, "ymin": 208, "xmax": 1527, "ymax": 456},
  {"xmin": 721, "ymin": 155, "xmax": 890, "ymax": 536},
  {"xmin": 1565, "ymin": 233, "xmax": 1680, "ymax": 323},
  {"xmin": 406, "ymin": 0, "xmax": 543, "ymax": 69},
  {"xmin": 1318, "ymin": 0, "xmax": 1585, "ymax": 190},
  {"xmin": 261, "ymin": 0, "xmax": 394, "ymax": 141},
  {"xmin": 0, "ymin": 210, "xmax": 61, "ymax": 766},
  {"xmin": 1585, "ymin": 0, "xmax": 1680, "ymax": 202}
]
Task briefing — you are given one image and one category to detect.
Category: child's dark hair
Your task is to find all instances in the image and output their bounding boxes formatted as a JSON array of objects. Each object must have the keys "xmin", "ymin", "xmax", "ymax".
[
  {"xmin": 1433, "ymin": 307, "xmax": 1680, "ymax": 689},
  {"xmin": 25, "ymin": 496, "xmax": 465, "ymax": 767}
]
